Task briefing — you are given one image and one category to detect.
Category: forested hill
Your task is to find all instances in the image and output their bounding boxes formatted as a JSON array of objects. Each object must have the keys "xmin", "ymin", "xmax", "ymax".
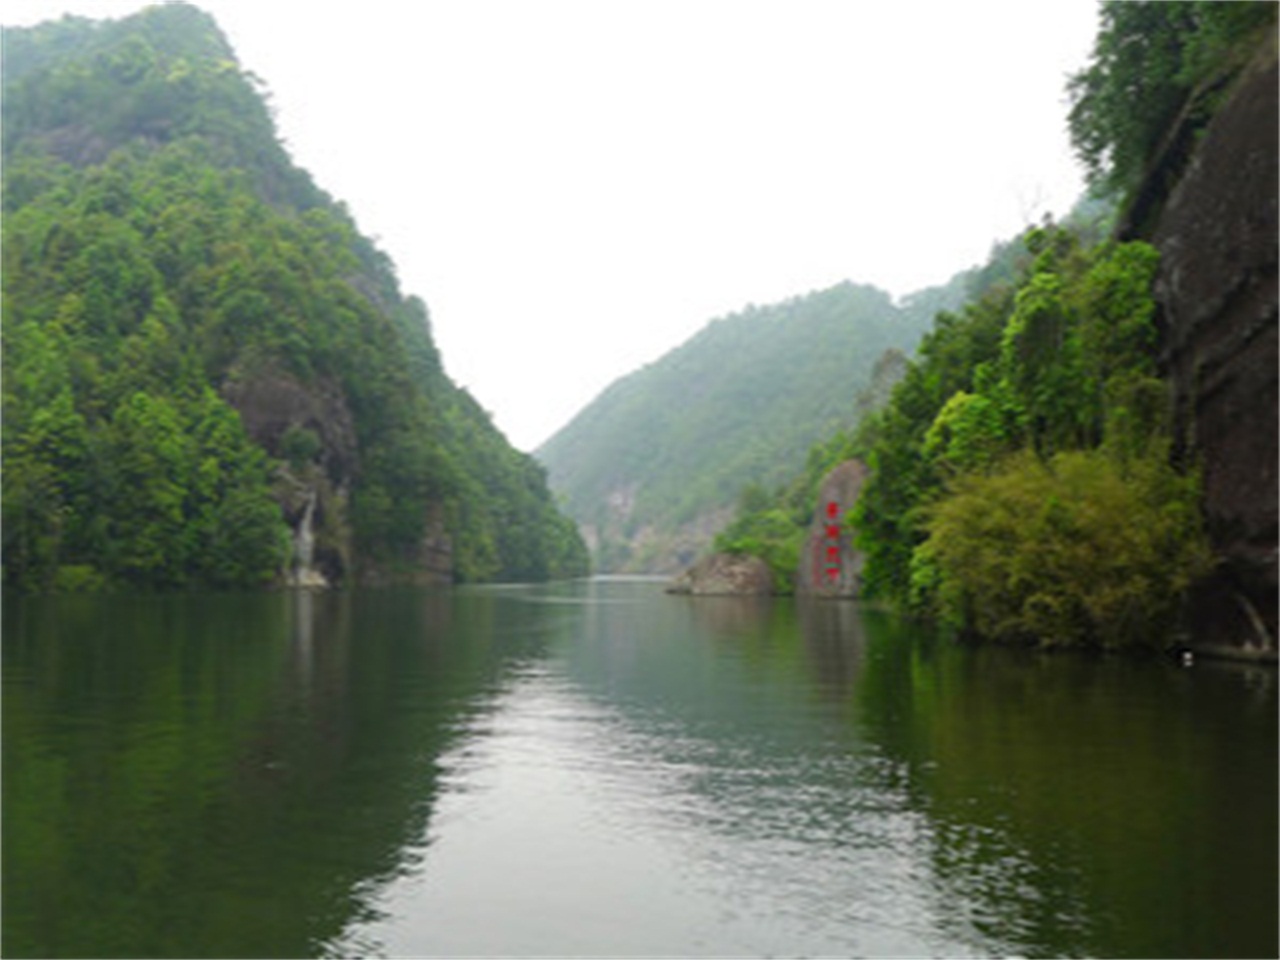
[
  {"xmin": 2, "ymin": 3, "xmax": 588, "ymax": 590},
  {"xmin": 535, "ymin": 277, "xmax": 968, "ymax": 572}
]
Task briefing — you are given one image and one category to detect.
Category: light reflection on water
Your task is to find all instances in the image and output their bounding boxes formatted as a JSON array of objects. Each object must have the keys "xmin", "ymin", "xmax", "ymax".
[{"xmin": 349, "ymin": 657, "xmax": 972, "ymax": 959}]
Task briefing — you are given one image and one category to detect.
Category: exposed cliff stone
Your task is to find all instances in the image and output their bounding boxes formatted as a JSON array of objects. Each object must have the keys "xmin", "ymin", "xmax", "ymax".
[
  {"xmin": 1148, "ymin": 41, "xmax": 1278, "ymax": 650},
  {"xmin": 221, "ymin": 368, "xmax": 359, "ymax": 484},
  {"xmin": 359, "ymin": 502, "xmax": 453, "ymax": 587},
  {"xmin": 585, "ymin": 499, "xmax": 735, "ymax": 575},
  {"xmin": 796, "ymin": 459, "xmax": 869, "ymax": 598},
  {"xmin": 218, "ymin": 367, "xmax": 470, "ymax": 587},
  {"xmin": 628, "ymin": 509, "xmax": 737, "ymax": 574},
  {"xmin": 666, "ymin": 552, "xmax": 774, "ymax": 596},
  {"xmin": 420, "ymin": 503, "xmax": 453, "ymax": 581},
  {"xmin": 222, "ymin": 367, "xmax": 360, "ymax": 585}
]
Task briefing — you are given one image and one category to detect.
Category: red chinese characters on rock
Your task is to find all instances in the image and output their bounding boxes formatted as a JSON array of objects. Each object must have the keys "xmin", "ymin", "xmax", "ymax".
[{"xmin": 820, "ymin": 500, "xmax": 841, "ymax": 586}]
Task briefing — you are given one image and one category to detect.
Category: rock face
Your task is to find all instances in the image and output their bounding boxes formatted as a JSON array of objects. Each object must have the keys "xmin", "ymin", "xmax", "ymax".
[
  {"xmin": 222, "ymin": 367, "xmax": 359, "ymax": 585},
  {"xmin": 224, "ymin": 368, "xmax": 459, "ymax": 587},
  {"xmin": 1149, "ymin": 42, "xmax": 1278, "ymax": 648},
  {"xmin": 666, "ymin": 552, "xmax": 775, "ymax": 596},
  {"xmin": 796, "ymin": 459, "xmax": 869, "ymax": 598},
  {"xmin": 360, "ymin": 503, "xmax": 453, "ymax": 587},
  {"xmin": 221, "ymin": 369, "xmax": 359, "ymax": 484}
]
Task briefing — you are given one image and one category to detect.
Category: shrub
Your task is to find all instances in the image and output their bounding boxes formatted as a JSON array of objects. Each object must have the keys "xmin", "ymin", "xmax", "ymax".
[
  {"xmin": 52, "ymin": 564, "xmax": 109, "ymax": 592},
  {"xmin": 913, "ymin": 447, "xmax": 1212, "ymax": 649}
]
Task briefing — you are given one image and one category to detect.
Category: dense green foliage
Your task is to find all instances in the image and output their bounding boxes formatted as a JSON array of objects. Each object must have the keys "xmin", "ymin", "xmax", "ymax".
[
  {"xmin": 1068, "ymin": 0, "xmax": 1277, "ymax": 199},
  {"xmin": 850, "ymin": 224, "xmax": 1211, "ymax": 647},
  {"xmin": 912, "ymin": 448, "xmax": 1210, "ymax": 648},
  {"xmin": 836, "ymin": 0, "xmax": 1271, "ymax": 645},
  {"xmin": 537, "ymin": 280, "xmax": 961, "ymax": 571},
  {"xmin": 2, "ymin": 5, "xmax": 587, "ymax": 589}
]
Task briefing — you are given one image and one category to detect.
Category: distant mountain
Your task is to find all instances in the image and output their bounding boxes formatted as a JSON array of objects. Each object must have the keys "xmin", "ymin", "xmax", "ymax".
[
  {"xmin": 536, "ymin": 277, "xmax": 970, "ymax": 572},
  {"xmin": 2, "ymin": 3, "xmax": 588, "ymax": 590}
]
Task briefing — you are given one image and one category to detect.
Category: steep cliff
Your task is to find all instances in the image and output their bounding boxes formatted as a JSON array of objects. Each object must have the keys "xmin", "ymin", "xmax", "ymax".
[{"xmin": 1148, "ymin": 38, "xmax": 1278, "ymax": 649}]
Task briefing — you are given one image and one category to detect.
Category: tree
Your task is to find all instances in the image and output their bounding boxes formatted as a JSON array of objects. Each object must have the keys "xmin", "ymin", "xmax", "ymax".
[
  {"xmin": 1068, "ymin": 1, "xmax": 1277, "ymax": 199},
  {"xmin": 103, "ymin": 392, "xmax": 192, "ymax": 585}
]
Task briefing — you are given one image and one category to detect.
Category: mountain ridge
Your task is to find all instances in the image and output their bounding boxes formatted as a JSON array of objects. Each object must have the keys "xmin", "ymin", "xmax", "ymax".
[
  {"xmin": 536, "ymin": 273, "xmax": 973, "ymax": 572},
  {"xmin": 2, "ymin": 2, "xmax": 589, "ymax": 590}
]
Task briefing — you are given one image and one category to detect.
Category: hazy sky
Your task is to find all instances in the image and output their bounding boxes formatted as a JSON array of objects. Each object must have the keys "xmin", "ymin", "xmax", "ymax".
[{"xmin": 4, "ymin": 1, "xmax": 1102, "ymax": 450}]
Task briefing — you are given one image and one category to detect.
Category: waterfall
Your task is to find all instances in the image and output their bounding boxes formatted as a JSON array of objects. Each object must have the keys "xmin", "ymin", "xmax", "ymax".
[{"xmin": 291, "ymin": 490, "xmax": 326, "ymax": 587}]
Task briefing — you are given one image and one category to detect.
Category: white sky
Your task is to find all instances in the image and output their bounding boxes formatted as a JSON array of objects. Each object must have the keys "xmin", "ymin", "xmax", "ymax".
[{"xmin": 4, "ymin": 1, "xmax": 1101, "ymax": 450}]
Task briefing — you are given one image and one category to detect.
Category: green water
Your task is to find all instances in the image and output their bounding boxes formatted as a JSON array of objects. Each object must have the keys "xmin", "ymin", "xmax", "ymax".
[{"xmin": 4, "ymin": 579, "xmax": 1276, "ymax": 958}]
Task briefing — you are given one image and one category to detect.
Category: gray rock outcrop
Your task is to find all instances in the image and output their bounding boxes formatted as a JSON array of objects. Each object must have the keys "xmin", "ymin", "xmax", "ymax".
[{"xmin": 666, "ymin": 552, "xmax": 774, "ymax": 596}]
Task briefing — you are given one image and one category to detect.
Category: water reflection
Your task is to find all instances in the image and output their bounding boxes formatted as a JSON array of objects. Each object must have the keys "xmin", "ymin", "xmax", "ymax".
[
  {"xmin": 4, "ymin": 583, "xmax": 1275, "ymax": 959},
  {"xmin": 797, "ymin": 596, "xmax": 871, "ymax": 699},
  {"xmin": 2, "ymin": 588, "xmax": 566, "ymax": 958},
  {"xmin": 848, "ymin": 621, "xmax": 1279, "ymax": 958}
]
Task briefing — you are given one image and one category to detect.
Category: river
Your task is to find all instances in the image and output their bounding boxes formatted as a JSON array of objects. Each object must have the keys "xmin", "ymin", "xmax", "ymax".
[{"xmin": 4, "ymin": 578, "xmax": 1276, "ymax": 958}]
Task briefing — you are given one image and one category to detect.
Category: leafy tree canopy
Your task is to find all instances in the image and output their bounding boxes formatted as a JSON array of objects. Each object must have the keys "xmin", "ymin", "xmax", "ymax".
[{"xmin": 1068, "ymin": 0, "xmax": 1276, "ymax": 201}]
